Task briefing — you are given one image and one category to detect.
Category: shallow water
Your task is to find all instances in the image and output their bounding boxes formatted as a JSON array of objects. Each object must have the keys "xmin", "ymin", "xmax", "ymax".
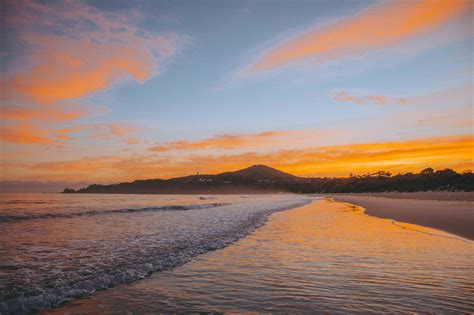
[
  {"xmin": 0, "ymin": 193, "xmax": 310, "ymax": 314},
  {"xmin": 46, "ymin": 198, "xmax": 474, "ymax": 313}
]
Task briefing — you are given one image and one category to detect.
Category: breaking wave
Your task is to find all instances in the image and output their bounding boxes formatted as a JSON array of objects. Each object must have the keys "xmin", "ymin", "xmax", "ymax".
[
  {"xmin": 0, "ymin": 203, "xmax": 230, "ymax": 223},
  {"xmin": 0, "ymin": 195, "xmax": 312, "ymax": 314}
]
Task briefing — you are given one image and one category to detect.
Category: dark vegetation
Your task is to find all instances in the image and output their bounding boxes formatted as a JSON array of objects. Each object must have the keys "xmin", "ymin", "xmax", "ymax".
[{"xmin": 63, "ymin": 165, "xmax": 473, "ymax": 194}]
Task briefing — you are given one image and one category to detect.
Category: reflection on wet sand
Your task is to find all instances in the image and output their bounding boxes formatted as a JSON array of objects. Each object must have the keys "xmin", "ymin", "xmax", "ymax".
[
  {"xmin": 46, "ymin": 198, "xmax": 474, "ymax": 314},
  {"xmin": 330, "ymin": 194, "xmax": 474, "ymax": 240}
]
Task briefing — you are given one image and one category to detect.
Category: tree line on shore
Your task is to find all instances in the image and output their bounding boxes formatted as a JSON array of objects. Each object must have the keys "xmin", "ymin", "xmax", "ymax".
[
  {"xmin": 285, "ymin": 168, "xmax": 473, "ymax": 193},
  {"xmin": 63, "ymin": 166, "xmax": 473, "ymax": 194}
]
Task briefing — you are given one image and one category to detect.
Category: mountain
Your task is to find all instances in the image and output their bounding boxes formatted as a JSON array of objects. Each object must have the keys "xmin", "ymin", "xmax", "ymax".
[
  {"xmin": 65, "ymin": 165, "xmax": 297, "ymax": 194},
  {"xmin": 220, "ymin": 165, "xmax": 295, "ymax": 179}
]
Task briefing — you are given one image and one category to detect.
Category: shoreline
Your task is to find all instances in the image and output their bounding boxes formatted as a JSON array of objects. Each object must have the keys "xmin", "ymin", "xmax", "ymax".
[
  {"xmin": 44, "ymin": 199, "xmax": 474, "ymax": 313},
  {"xmin": 2, "ymin": 195, "xmax": 312, "ymax": 315},
  {"xmin": 321, "ymin": 191, "xmax": 474, "ymax": 201},
  {"xmin": 322, "ymin": 193, "xmax": 473, "ymax": 240}
]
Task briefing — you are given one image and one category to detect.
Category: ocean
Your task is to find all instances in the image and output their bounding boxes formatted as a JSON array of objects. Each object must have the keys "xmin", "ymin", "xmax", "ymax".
[
  {"xmin": 0, "ymin": 193, "xmax": 310, "ymax": 313},
  {"xmin": 1, "ymin": 194, "xmax": 473, "ymax": 313}
]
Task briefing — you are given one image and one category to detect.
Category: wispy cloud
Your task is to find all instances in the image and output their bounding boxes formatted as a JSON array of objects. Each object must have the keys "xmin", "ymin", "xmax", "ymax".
[
  {"xmin": 0, "ymin": 124, "xmax": 55, "ymax": 145},
  {"xmin": 5, "ymin": 135, "xmax": 472, "ymax": 181},
  {"xmin": 248, "ymin": 0, "xmax": 470, "ymax": 72},
  {"xmin": 148, "ymin": 130, "xmax": 310, "ymax": 152},
  {"xmin": 0, "ymin": 121, "xmax": 140, "ymax": 145},
  {"xmin": 332, "ymin": 82, "xmax": 472, "ymax": 107},
  {"xmin": 1, "ymin": 103, "xmax": 95, "ymax": 122},
  {"xmin": 57, "ymin": 122, "xmax": 141, "ymax": 144},
  {"xmin": 332, "ymin": 91, "xmax": 410, "ymax": 106}
]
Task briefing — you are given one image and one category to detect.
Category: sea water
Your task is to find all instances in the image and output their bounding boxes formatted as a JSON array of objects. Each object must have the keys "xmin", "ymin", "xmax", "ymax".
[
  {"xmin": 0, "ymin": 193, "xmax": 311, "ymax": 313},
  {"xmin": 46, "ymin": 198, "xmax": 474, "ymax": 313}
]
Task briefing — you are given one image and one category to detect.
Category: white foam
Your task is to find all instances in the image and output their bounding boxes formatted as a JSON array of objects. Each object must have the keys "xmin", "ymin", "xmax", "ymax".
[{"xmin": 0, "ymin": 195, "xmax": 312, "ymax": 314}]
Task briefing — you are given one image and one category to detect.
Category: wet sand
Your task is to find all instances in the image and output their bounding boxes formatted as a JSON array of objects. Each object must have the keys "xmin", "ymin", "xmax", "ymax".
[
  {"xmin": 324, "ymin": 193, "xmax": 474, "ymax": 240},
  {"xmin": 326, "ymin": 192, "xmax": 474, "ymax": 201}
]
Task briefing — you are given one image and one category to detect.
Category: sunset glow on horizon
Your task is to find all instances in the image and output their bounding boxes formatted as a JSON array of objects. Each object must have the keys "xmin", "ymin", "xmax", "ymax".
[{"xmin": 1, "ymin": 0, "xmax": 473, "ymax": 187}]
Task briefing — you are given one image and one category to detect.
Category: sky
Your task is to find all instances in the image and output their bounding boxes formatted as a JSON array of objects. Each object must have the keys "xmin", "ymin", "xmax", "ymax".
[{"xmin": 0, "ymin": 0, "xmax": 473, "ymax": 188}]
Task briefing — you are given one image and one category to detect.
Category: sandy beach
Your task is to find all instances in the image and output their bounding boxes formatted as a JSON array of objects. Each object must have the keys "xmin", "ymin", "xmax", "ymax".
[{"xmin": 324, "ymin": 192, "xmax": 474, "ymax": 240}]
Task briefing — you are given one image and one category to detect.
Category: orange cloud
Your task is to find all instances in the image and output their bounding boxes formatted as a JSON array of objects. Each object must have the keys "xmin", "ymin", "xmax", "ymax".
[
  {"xmin": 5, "ymin": 135, "xmax": 472, "ymax": 181},
  {"xmin": 148, "ymin": 129, "xmax": 337, "ymax": 152},
  {"xmin": 0, "ymin": 122, "xmax": 139, "ymax": 145},
  {"xmin": 250, "ymin": 0, "xmax": 470, "ymax": 71},
  {"xmin": 149, "ymin": 131, "xmax": 296, "ymax": 152},
  {"xmin": 332, "ymin": 82, "xmax": 472, "ymax": 107},
  {"xmin": 8, "ymin": 44, "xmax": 153, "ymax": 105},
  {"xmin": 1, "ymin": 0, "xmax": 183, "ymax": 145},
  {"xmin": 89, "ymin": 123, "xmax": 136, "ymax": 138},
  {"xmin": 55, "ymin": 122, "xmax": 140, "ymax": 144},
  {"xmin": 126, "ymin": 138, "xmax": 140, "ymax": 145},
  {"xmin": 277, "ymin": 135, "xmax": 474, "ymax": 177},
  {"xmin": 1, "ymin": 104, "xmax": 87, "ymax": 122},
  {"xmin": 0, "ymin": 123, "xmax": 90, "ymax": 145},
  {"xmin": 332, "ymin": 90, "xmax": 410, "ymax": 105},
  {"xmin": 0, "ymin": 124, "xmax": 54, "ymax": 145},
  {"xmin": 2, "ymin": 1, "xmax": 183, "ymax": 104}
]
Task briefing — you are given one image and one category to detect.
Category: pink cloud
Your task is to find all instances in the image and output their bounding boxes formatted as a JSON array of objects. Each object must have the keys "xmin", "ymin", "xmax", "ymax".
[
  {"xmin": 332, "ymin": 91, "xmax": 411, "ymax": 106},
  {"xmin": 1, "ymin": 0, "xmax": 185, "ymax": 145},
  {"xmin": 332, "ymin": 82, "xmax": 472, "ymax": 107},
  {"xmin": 249, "ymin": 0, "xmax": 470, "ymax": 72},
  {"xmin": 149, "ymin": 130, "xmax": 324, "ymax": 152}
]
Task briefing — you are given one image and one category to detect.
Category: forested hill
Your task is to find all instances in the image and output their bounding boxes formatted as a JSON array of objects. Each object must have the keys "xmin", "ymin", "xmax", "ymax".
[{"xmin": 63, "ymin": 165, "xmax": 473, "ymax": 194}]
